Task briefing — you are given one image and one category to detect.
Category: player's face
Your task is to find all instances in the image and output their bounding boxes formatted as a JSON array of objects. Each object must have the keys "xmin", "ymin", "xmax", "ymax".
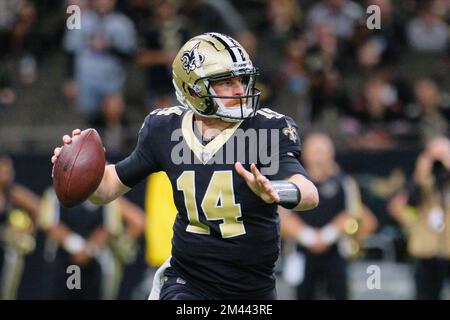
[{"xmin": 211, "ymin": 76, "xmax": 246, "ymax": 107}]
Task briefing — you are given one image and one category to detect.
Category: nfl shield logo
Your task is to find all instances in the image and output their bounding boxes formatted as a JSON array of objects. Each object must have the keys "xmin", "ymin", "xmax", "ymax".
[{"xmin": 201, "ymin": 151, "xmax": 209, "ymax": 162}]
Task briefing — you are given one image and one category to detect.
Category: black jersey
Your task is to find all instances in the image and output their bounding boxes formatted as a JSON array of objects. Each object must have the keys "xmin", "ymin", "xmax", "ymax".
[
  {"xmin": 116, "ymin": 106, "xmax": 307, "ymax": 299},
  {"xmin": 296, "ymin": 173, "xmax": 358, "ymax": 256},
  {"xmin": 58, "ymin": 202, "xmax": 104, "ymax": 239},
  {"xmin": 297, "ymin": 173, "xmax": 348, "ymax": 228}
]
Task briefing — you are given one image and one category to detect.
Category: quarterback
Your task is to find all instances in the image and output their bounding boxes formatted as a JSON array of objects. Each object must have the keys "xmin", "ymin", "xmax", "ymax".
[{"xmin": 52, "ymin": 33, "xmax": 319, "ymax": 299}]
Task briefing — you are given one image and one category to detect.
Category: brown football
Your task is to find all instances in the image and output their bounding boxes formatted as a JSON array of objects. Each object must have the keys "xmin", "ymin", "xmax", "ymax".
[{"xmin": 52, "ymin": 128, "xmax": 105, "ymax": 208}]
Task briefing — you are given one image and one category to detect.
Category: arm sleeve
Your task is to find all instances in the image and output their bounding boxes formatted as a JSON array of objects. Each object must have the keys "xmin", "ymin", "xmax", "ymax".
[
  {"xmin": 271, "ymin": 153, "xmax": 309, "ymax": 181},
  {"xmin": 115, "ymin": 114, "xmax": 161, "ymax": 187}
]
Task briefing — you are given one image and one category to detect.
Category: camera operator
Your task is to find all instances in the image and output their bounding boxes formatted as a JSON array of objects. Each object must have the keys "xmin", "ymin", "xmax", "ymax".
[{"xmin": 389, "ymin": 136, "xmax": 450, "ymax": 299}]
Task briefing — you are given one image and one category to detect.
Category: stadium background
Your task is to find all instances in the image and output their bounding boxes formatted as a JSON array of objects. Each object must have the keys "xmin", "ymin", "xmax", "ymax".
[{"xmin": 0, "ymin": 0, "xmax": 449, "ymax": 299}]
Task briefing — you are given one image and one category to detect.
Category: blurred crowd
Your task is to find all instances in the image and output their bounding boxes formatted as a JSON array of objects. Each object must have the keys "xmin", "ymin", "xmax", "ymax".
[{"xmin": 0, "ymin": 0, "xmax": 448, "ymax": 153}]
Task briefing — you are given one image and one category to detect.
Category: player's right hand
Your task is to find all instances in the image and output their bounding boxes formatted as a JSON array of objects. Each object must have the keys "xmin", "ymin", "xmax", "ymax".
[
  {"xmin": 235, "ymin": 162, "xmax": 281, "ymax": 204},
  {"xmin": 51, "ymin": 129, "xmax": 81, "ymax": 165}
]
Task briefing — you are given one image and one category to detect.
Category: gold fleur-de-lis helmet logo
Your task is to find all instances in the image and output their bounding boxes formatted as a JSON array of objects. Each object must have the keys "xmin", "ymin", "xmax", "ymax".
[
  {"xmin": 282, "ymin": 119, "xmax": 298, "ymax": 143},
  {"xmin": 181, "ymin": 42, "xmax": 205, "ymax": 74}
]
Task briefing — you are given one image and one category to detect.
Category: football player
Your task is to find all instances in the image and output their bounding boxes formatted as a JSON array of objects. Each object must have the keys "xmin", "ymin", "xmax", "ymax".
[{"xmin": 52, "ymin": 33, "xmax": 319, "ymax": 300}]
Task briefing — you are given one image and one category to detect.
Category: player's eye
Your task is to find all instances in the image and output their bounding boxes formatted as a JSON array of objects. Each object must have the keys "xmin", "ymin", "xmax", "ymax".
[{"xmin": 235, "ymin": 77, "xmax": 244, "ymax": 84}]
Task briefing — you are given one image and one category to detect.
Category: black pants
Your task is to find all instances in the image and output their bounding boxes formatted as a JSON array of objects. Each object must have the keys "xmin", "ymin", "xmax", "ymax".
[
  {"xmin": 160, "ymin": 267, "xmax": 277, "ymax": 300},
  {"xmin": 296, "ymin": 250, "xmax": 348, "ymax": 300},
  {"xmin": 415, "ymin": 258, "xmax": 449, "ymax": 300}
]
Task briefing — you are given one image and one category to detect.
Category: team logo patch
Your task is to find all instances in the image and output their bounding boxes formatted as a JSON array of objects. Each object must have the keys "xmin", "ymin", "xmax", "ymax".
[
  {"xmin": 181, "ymin": 42, "xmax": 205, "ymax": 74},
  {"xmin": 282, "ymin": 119, "xmax": 297, "ymax": 143}
]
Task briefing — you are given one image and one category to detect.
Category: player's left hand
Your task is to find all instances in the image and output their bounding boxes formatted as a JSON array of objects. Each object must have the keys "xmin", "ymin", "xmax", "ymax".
[{"xmin": 235, "ymin": 162, "xmax": 281, "ymax": 204}]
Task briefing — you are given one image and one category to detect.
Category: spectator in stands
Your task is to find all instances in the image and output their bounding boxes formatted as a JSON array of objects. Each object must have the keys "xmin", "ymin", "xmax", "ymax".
[
  {"xmin": 0, "ymin": 0, "xmax": 20, "ymax": 57},
  {"xmin": 63, "ymin": 0, "xmax": 137, "ymax": 119},
  {"xmin": 347, "ymin": 71, "xmax": 404, "ymax": 149},
  {"xmin": 388, "ymin": 136, "xmax": 450, "ymax": 299},
  {"xmin": 308, "ymin": 68, "xmax": 351, "ymax": 136},
  {"xmin": 304, "ymin": 22, "xmax": 345, "ymax": 73},
  {"xmin": 40, "ymin": 187, "xmax": 145, "ymax": 300},
  {"xmin": 61, "ymin": 0, "xmax": 89, "ymax": 103},
  {"xmin": 303, "ymin": 22, "xmax": 351, "ymax": 134},
  {"xmin": 407, "ymin": 1, "xmax": 448, "ymax": 53},
  {"xmin": 265, "ymin": 0, "xmax": 302, "ymax": 37},
  {"xmin": 306, "ymin": 0, "xmax": 364, "ymax": 41},
  {"xmin": 135, "ymin": 0, "xmax": 189, "ymax": 110},
  {"xmin": 0, "ymin": 64, "xmax": 16, "ymax": 108},
  {"xmin": 356, "ymin": 0, "xmax": 406, "ymax": 67},
  {"xmin": 0, "ymin": 0, "xmax": 20, "ymax": 29},
  {"xmin": 118, "ymin": 0, "xmax": 151, "ymax": 37},
  {"xmin": 0, "ymin": 154, "xmax": 40, "ymax": 299},
  {"xmin": 180, "ymin": 0, "xmax": 242, "ymax": 36},
  {"xmin": 89, "ymin": 93, "xmax": 133, "ymax": 158},
  {"xmin": 406, "ymin": 77, "xmax": 449, "ymax": 145},
  {"xmin": 256, "ymin": 0, "xmax": 303, "ymax": 105},
  {"xmin": 179, "ymin": 0, "xmax": 256, "ymax": 53},
  {"xmin": 280, "ymin": 133, "xmax": 377, "ymax": 299},
  {"xmin": 4, "ymin": 0, "xmax": 39, "ymax": 84},
  {"xmin": 275, "ymin": 36, "xmax": 310, "ymax": 123},
  {"xmin": 0, "ymin": 0, "xmax": 42, "ymax": 84}
]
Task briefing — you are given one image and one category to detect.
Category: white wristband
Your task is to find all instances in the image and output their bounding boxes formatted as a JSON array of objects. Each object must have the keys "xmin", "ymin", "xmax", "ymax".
[
  {"xmin": 320, "ymin": 224, "xmax": 339, "ymax": 245},
  {"xmin": 297, "ymin": 227, "xmax": 317, "ymax": 247},
  {"xmin": 63, "ymin": 233, "xmax": 86, "ymax": 254}
]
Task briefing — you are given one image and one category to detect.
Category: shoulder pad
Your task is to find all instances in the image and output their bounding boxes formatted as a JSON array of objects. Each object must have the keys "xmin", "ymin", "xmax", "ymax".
[
  {"xmin": 254, "ymin": 108, "xmax": 300, "ymax": 145},
  {"xmin": 256, "ymin": 108, "xmax": 286, "ymax": 120},
  {"xmin": 150, "ymin": 106, "xmax": 187, "ymax": 117},
  {"xmin": 255, "ymin": 108, "xmax": 297, "ymax": 128},
  {"xmin": 139, "ymin": 106, "xmax": 187, "ymax": 136}
]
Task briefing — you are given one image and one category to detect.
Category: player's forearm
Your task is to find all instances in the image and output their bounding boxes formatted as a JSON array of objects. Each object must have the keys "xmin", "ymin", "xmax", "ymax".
[
  {"xmin": 358, "ymin": 205, "xmax": 378, "ymax": 238},
  {"xmin": 90, "ymin": 165, "xmax": 130, "ymax": 205},
  {"xmin": 86, "ymin": 227, "xmax": 110, "ymax": 251},
  {"xmin": 288, "ymin": 174, "xmax": 319, "ymax": 211},
  {"xmin": 330, "ymin": 212, "xmax": 352, "ymax": 233},
  {"xmin": 11, "ymin": 184, "xmax": 41, "ymax": 224},
  {"xmin": 118, "ymin": 198, "xmax": 146, "ymax": 239},
  {"xmin": 48, "ymin": 223, "xmax": 72, "ymax": 245},
  {"xmin": 279, "ymin": 206, "xmax": 306, "ymax": 240}
]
